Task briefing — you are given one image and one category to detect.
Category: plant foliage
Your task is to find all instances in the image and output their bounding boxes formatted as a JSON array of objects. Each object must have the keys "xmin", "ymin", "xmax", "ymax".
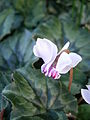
[{"xmin": 0, "ymin": 0, "xmax": 90, "ymax": 120}]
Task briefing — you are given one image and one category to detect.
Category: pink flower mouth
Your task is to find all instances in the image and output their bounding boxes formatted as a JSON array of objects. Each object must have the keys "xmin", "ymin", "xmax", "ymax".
[{"xmin": 42, "ymin": 64, "xmax": 60, "ymax": 79}]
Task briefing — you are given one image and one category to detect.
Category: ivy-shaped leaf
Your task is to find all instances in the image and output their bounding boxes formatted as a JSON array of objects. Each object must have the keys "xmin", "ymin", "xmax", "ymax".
[
  {"xmin": 10, "ymin": 0, "xmax": 46, "ymax": 28},
  {"xmin": 2, "ymin": 68, "xmax": 77, "ymax": 119},
  {"xmin": 0, "ymin": 29, "xmax": 36, "ymax": 113},
  {"xmin": 0, "ymin": 29, "xmax": 36, "ymax": 72},
  {"xmin": 0, "ymin": 8, "xmax": 23, "ymax": 41}
]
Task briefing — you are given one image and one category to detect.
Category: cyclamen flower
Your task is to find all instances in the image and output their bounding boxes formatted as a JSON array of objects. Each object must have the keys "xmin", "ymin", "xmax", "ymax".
[
  {"xmin": 81, "ymin": 85, "xmax": 90, "ymax": 104},
  {"xmin": 33, "ymin": 38, "xmax": 82, "ymax": 79}
]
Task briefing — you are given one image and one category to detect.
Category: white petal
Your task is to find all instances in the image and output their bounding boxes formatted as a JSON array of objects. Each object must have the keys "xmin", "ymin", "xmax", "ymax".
[
  {"xmin": 69, "ymin": 52, "xmax": 82, "ymax": 67},
  {"xmin": 58, "ymin": 41, "xmax": 70, "ymax": 55},
  {"xmin": 56, "ymin": 52, "xmax": 72, "ymax": 74},
  {"xmin": 86, "ymin": 85, "xmax": 90, "ymax": 91},
  {"xmin": 81, "ymin": 89, "xmax": 90, "ymax": 104},
  {"xmin": 61, "ymin": 41, "xmax": 70, "ymax": 51},
  {"xmin": 41, "ymin": 64, "xmax": 47, "ymax": 73},
  {"xmin": 33, "ymin": 38, "xmax": 58, "ymax": 63}
]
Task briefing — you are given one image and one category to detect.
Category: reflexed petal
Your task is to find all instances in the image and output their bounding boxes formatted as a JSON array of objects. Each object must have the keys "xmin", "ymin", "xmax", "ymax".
[
  {"xmin": 61, "ymin": 41, "xmax": 70, "ymax": 51},
  {"xmin": 69, "ymin": 53, "xmax": 82, "ymax": 67},
  {"xmin": 86, "ymin": 85, "xmax": 90, "ymax": 91},
  {"xmin": 56, "ymin": 52, "xmax": 72, "ymax": 74},
  {"xmin": 58, "ymin": 41, "xmax": 70, "ymax": 55},
  {"xmin": 33, "ymin": 38, "xmax": 58, "ymax": 63},
  {"xmin": 81, "ymin": 89, "xmax": 90, "ymax": 104}
]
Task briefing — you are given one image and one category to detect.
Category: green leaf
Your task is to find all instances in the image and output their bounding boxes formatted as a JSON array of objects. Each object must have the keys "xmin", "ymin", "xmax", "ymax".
[
  {"xmin": 39, "ymin": 111, "xmax": 68, "ymax": 120},
  {"xmin": 10, "ymin": 0, "xmax": 46, "ymax": 28},
  {"xmin": 0, "ymin": 29, "xmax": 36, "ymax": 72},
  {"xmin": 77, "ymin": 104, "xmax": 90, "ymax": 120},
  {"xmin": 0, "ymin": 8, "xmax": 23, "ymax": 41},
  {"xmin": 0, "ymin": 71, "xmax": 11, "ymax": 111},
  {"xmin": 56, "ymin": 111, "xmax": 68, "ymax": 120},
  {"xmin": 47, "ymin": 0, "xmax": 73, "ymax": 15},
  {"xmin": 11, "ymin": 114, "xmax": 43, "ymax": 120},
  {"xmin": 62, "ymin": 20, "xmax": 90, "ymax": 72},
  {"xmin": 0, "ymin": 28, "xmax": 36, "ymax": 114},
  {"xmin": 10, "ymin": 111, "xmax": 68, "ymax": 120},
  {"xmin": 0, "ymin": 0, "xmax": 11, "ymax": 12},
  {"xmin": 33, "ymin": 16, "xmax": 63, "ymax": 50},
  {"xmin": 2, "ymin": 69, "xmax": 77, "ymax": 119},
  {"xmin": 3, "ymin": 102, "xmax": 12, "ymax": 120}
]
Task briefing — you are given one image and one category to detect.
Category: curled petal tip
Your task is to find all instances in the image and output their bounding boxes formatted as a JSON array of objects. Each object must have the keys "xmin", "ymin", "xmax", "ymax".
[
  {"xmin": 64, "ymin": 41, "xmax": 70, "ymax": 48},
  {"xmin": 60, "ymin": 41, "xmax": 70, "ymax": 53},
  {"xmin": 81, "ymin": 89, "xmax": 90, "ymax": 104},
  {"xmin": 54, "ymin": 74, "xmax": 61, "ymax": 79},
  {"xmin": 66, "ymin": 41, "xmax": 70, "ymax": 46},
  {"xmin": 86, "ymin": 85, "xmax": 90, "ymax": 91}
]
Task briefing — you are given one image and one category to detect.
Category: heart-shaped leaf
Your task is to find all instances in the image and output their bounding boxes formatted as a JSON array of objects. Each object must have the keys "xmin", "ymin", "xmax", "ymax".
[
  {"xmin": 2, "ymin": 68, "xmax": 77, "ymax": 119},
  {"xmin": 0, "ymin": 29, "xmax": 36, "ymax": 72},
  {"xmin": 0, "ymin": 29, "xmax": 36, "ymax": 113},
  {"xmin": 10, "ymin": 0, "xmax": 46, "ymax": 28},
  {"xmin": 33, "ymin": 16, "xmax": 63, "ymax": 50},
  {"xmin": 0, "ymin": 8, "xmax": 23, "ymax": 41}
]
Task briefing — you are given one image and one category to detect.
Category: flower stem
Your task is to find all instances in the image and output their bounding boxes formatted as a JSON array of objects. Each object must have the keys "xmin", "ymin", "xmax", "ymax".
[
  {"xmin": 68, "ymin": 68, "xmax": 73, "ymax": 92},
  {"xmin": 0, "ymin": 109, "xmax": 4, "ymax": 120}
]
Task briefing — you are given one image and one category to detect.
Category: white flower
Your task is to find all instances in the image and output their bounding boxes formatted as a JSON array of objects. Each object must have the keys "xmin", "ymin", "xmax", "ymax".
[
  {"xmin": 33, "ymin": 38, "xmax": 82, "ymax": 79},
  {"xmin": 81, "ymin": 85, "xmax": 90, "ymax": 104}
]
